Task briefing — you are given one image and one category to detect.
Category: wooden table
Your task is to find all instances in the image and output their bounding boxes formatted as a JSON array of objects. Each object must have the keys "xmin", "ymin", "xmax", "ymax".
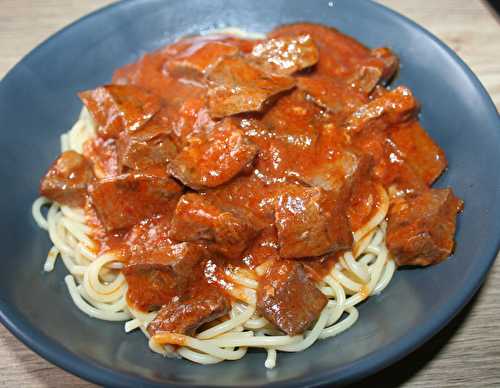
[{"xmin": 0, "ymin": 1, "xmax": 498, "ymax": 386}]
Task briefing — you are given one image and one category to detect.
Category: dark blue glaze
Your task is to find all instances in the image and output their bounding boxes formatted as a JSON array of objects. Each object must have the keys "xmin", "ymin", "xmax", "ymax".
[{"xmin": 0, "ymin": 0, "xmax": 498, "ymax": 386}]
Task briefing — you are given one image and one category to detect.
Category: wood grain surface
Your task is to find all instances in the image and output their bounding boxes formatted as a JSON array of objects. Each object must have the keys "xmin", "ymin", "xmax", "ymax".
[{"xmin": 0, "ymin": 1, "xmax": 498, "ymax": 387}]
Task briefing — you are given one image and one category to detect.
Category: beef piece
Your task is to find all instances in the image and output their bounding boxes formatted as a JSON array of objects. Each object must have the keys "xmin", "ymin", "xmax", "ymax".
[
  {"xmin": 165, "ymin": 40, "xmax": 239, "ymax": 82},
  {"xmin": 250, "ymin": 35, "xmax": 319, "ymax": 75},
  {"xmin": 40, "ymin": 150, "xmax": 94, "ymax": 207},
  {"xmin": 274, "ymin": 185, "xmax": 352, "ymax": 258},
  {"xmin": 89, "ymin": 173, "xmax": 183, "ymax": 231},
  {"xmin": 349, "ymin": 47, "xmax": 399, "ymax": 94},
  {"xmin": 389, "ymin": 121, "xmax": 447, "ymax": 185},
  {"xmin": 117, "ymin": 108, "xmax": 177, "ymax": 174},
  {"xmin": 147, "ymin": 285, "xmax": 230, "ymax": 336},
  {"xmin": 207, "ymin": 56, "xmax": 295, "ymax": 118},
  {"xmin": 297, "ymin": 76, "xmax": 367, "ymax": 117},
  {"xmin": 123, "ymin": 242, "xmax": 206, "ymax": 311},
  {"xmin": 167, "ymin": 119, "xmax": 258, "ymax": 189},
  {"xmin": 168, "ymin": 193, "xmax": 259, "ymax": 259},
  {"xmin": 83, "ymin": 137, "xmax": 119, "ymax": 178},
  {"xmin": 79, "ymin": 85, "xmax": 162, "ymax": 138},
  {"xmin": 387, "ymin": 188, "xmax": 463, "ymax": 266},
  {"xmin": 300, "ymin": 148, "xmax": 372, "ymax": 195},
  {"xmin": 269, "ymin": 23, "xmax": 371, "ymax": 79},
  {"xmin": 344, "ymin": 86, "xmax": 419, "ymax": 133},
  {"xmin": 257, "ymin": 260, "xmax": 327, "ymax": 335}
]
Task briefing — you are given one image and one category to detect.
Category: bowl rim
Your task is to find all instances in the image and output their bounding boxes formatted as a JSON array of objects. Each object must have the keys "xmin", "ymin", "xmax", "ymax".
[{"xmin": 0, "ymin": 0, "xmax": 499, "ymax": 386}]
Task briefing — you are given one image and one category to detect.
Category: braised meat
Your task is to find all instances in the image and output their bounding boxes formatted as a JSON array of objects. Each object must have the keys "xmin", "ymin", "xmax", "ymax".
[
  {"xmin": 40, "ymin": 150, "xmax": 94, "ymax": 207},
  {"xmin": 169, "ymin": 193, "xmax": 260, "ymax": 259},
  {"xmin": 257, "ymin": 260, "xmax": 327, "ymax": 335},
  {"xmin": 89, "ymin": 173, "xmax": 182, "ymax": 231},
  {"xmin": 79, "ymin": 84, "xmax": 162, "ymax": 138},
  {"xmin": 274, "ymin": 185, "xmax": 352, "ymax": 258},
  {"xmin": 167, "ymin": 119, "xmax": 258, "ymax": 189},
  {"xmin": 250, "ymin": 35, "xmax": 319, "ymax": 75},
  {"xmin": 207, "ymin": 56, "xmax": 295, "ymax": 118},
  {"xmin": 387, "ymin": 188, "xmax": 463, "ymax": 266},
  {"xmin": 147, "ymin": 285, "xmax": 230, "ymax": 336}
]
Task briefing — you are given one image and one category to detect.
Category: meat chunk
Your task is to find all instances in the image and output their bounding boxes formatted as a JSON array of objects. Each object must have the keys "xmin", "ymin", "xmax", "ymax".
[
  {"xmin": 117, "ymin": 108, "xmax": 177, "ymax": 174},
  {"xmin": 348, "ymin": 47, "xmax": 399, "ymax": 94},
  {"xmin": 79, "ymin": 85, "xmax": 162, "ymax": 138},
  {"xmin": 168, "ymin": 193, "xmax": 259, "ymax": 259},
  {"xmin": 83, "ymin": 137, "xmax": 119, "ymax": 178},
  {"xmin": 300, "ymin": 148, "xmax": 372, "ymax": 195},
  {"xmin": 207, "ymin": 56, "xmax": 295, "ymax": 118},
  {"xmin": 257, "ymin": 260, "xmax": 327, "ymax": 335},
  {"xmin": 387, "ymin": 188, "xmax": 463, "ymax": 266},
  {"xmin": 390, "ymin": 121, "xmax": 447, "ymax": 185},
  {"xmin": 40, "ymin": 150, "xmax": 94, "ymax": 207},
  {"xmin": 89, "ymin": 173, "xmax": 183, "ymax": 231},
  {"xmin": 274, "ymin": 185, "xmax": 352, "ymax": 258},
  {"xmin": 250, "ymin": 35, "xmax": 319, "ymax": 75},
  {"xmin": 165, "ymin": 41, "xmax": 239, "ymax": 82},
  {"xmin": 123, "ymin": 242, "xmax": 206, "ymax": 311},
  {"xmin": 297, "ymin": 76, "xmax": 367, "ymax": 117},
  {"xmin": 147, "ymin": 285, "xmax": 230, "ymax": 336},
  {"xmin": 344, "ymin": 86, "xmax": 419, "ymax": 133},
  {"xmin": 167, "ymin": 119, "xmax": 258, "ymax": 189}
]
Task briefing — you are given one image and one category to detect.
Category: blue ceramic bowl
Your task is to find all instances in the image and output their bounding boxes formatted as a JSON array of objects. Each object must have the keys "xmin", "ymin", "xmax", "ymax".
[{"xmin": 0, "ymin": 0, "xmax": 498, "ymax": 386}]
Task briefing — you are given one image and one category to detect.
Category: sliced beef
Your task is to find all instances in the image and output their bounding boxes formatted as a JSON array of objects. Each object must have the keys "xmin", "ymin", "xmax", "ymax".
[
  {"xmin": 123, "ymin": 242, "xmax": 206, "ymax": 311},
  {"xmin": 89, "ymin": 173, "xmax": 183, "ymax": 231},
  {"xmin": 257, "ymin": 260, "xmax": 327, "ymax": 336},
  {"xmin": 117, "ymin": 108, "xmax": 177, "ymax": 175},
  {"xmin": 40, "ymin": 150, "xmax": 94, "ymax": 207},
  {"xmin": 167, "ymin": 119, "xmax": 258, "ymax": 189},
  {"xmin": 147, "ymin": 285, "xmax": 230, "ymax": 336},
  {"xmin": 297, "ymin": 76, "xmax": 367, "ymax": 117},
  {"xmin": 274, "ymin": 185, "xmax": 352, "ymax": 258},
  {"xmin": 83, "ymin": 137, "xmax": 119, "ymax": 179},
  {"xmin": 344, "ymin": 86, "xmax": 420, "ymax": 133},
  {"xmin": 387, "ymin": 188, "xmax": 463, "ymax": 266},
  {"xmin": 168, "ymin": 193, "xmax": 259, "ymax": 259},
  {"xmin": 165, "ymin": 40, "xmax": 239, "ymax": 82},
  {"xmin": 250, "ymin": 34, "xmax": 319, "ymax": 75},
  {"xmin": 389, "ymin": 121, "xmax": 447, "ymax": 185},
  {"xmin": 207, "ymin": 56, "xmax": 295, "ymax": 118},
  {"xmin": 79, "ymin": 84, "xmax": 162, "ymax": 138},
  {"xmin": 269, "ymin": 23, "xmax": 371, "ymax": 79},
  {"xmin": 348, "ymin": 47, "xmax": 399, "ymax": 94}
]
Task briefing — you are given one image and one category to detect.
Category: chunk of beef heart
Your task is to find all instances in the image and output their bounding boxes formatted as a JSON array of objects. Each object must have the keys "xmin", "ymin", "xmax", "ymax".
[
  {"xmin": 147, "ymin": 285, "xmax": 230, "ymax": 336},
  {"xmin": 79, "ymin": 84, "xmax": 162, "ymax": 138},
  {"xmin": 250, "ymin": 35, "xmax": 319, "ymax": 75},
  {"xmin": 165, "ymin": 40, "xmax": 239, "ymax": 82},
  {"xmin": 167, "ymin": 119, "xmax": 258, "ymax": 189},
  {"xmin": 297, "ymin": 76, "xmax": 367, "ymax": 117},
  {"xmin": 117, "ymin": 108, "xmax": 177, "ymax": 174},
  {"xmin": 269, "ymin": 23, "xmax": 371, "ymax": 79},
  {"xmin": 168, "ymin": 193, "xmax": 259, "ymax": 259},
  {"xmin": 387, "ymin": 188, "xmax": 463, "ymax": 266},
  {"xmin": 300, "ymin": 148, "xmax": 372, "ymax": 195},
  {"xmin": 274, "ymin": 185, "xmax": 352, "ymax": 258},
  {"xmin": 389, "ymin": 121, "xmax": 447, "ymax": 185},
  {"xmin": 123, "ymin": 242, "xmax": 206, "ymax": 311},
  {"xmin": 83, "ymin": 137, "xmax": 119, "ymax": 179},
  {"xmin": 257, "ymin": 260, "xmax": 327, "ymax": 336},
  {"xmin": 348, "ymin": 47, "xmax": 399, "ymax": 94},
  {"xmin": 345, "ymin": 86, "xmax": 419, "ymax": 133},
  {"xmin": 89, "ymin": 173, "xmax": 183, "ymax": 231},
  {"xmin": 207, "ymin": 56, "xmax": 295, "ymax": 118},
  {"xmin": 40, "ymin": 150, "xmax": 94, "ymax": 207}
]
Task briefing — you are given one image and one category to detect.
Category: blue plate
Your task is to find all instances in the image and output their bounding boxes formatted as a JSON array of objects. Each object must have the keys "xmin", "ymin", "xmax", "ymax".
[{"xmin": 0, "ymin": 0, "xmax": 498, "ymax": 386}]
